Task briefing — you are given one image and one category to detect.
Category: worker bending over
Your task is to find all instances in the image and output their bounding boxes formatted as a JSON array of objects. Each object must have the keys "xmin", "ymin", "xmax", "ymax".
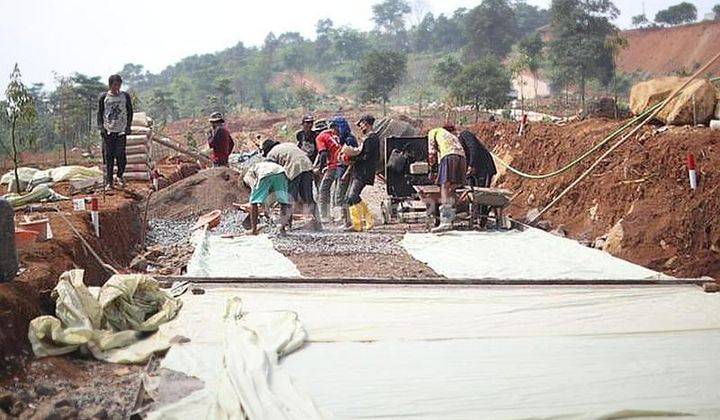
[
  {"xmin": 428, "ymin": 127, "xmax": 467, "ymax": 232},
  {"xmin": 262, "ymin": 139, "xmax": 322, "ymax": 231},
  {"xmin": 314, "ymin": 120, "xmax": 342, "ymax": 222},
  {"xmin": 243, "ymin": 161, "xmax": 292, "ymax": 235},
  {"xmin": 341, "ymin": 114, "xmax": 379, "ymax": 232}
]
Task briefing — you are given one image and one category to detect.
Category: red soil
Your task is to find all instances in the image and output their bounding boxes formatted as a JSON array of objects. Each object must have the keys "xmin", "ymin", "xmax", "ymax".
[
  {"xmin": 0, "ymin": 184, "xmax": 145, "ymax": 375},
  {"xmin": 618, "ymin": 20, "xmax": 720, "ymax": 76}
]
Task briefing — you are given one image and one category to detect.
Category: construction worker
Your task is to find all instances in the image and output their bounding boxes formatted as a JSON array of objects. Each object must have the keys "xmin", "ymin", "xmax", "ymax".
[
  {"xmin": 296, "ymin": 115, "xmax": 318, "ymax": 164},
  {"xmin": 262, "ymin": 139, "xmax": 322, "ymax": 231},
  {"xmin": 342, "ymin": 114, "xmax": 379, "ymax": 232},
  {"xmin": 428, "ymin": 127, "xmax": 467, "ymax": 232},
  {"xmin": 331, "ymin": 115, "xmax": 358, "ymax": 228},
  {"xmin": 207, "ymin": 112, "xmax": 235, "ymax": 167},
  {"xmin": 444, "ymin": 125, "xmax": 497, "ymax": 188},
  {"xmin": 314, "ymin": 120, "xmax": 341, "ymax": 222},
  {"xmin": 243, "ymin": 160, "xmax": 292, "ymax": 235},
  {"xmin": 97, "ymin": 74, "xmax": 133, "ymax": 190}
]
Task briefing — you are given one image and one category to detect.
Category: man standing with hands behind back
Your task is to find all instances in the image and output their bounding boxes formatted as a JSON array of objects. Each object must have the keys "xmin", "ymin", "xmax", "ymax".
[{"xmin": 98, "ymin": 74, "xmax": 133, "ymax": 190}]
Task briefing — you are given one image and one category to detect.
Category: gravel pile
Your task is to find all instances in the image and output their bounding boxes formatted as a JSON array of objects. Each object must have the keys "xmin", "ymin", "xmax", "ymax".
[
  {"xmin": 272, "ymin": 230, "xmax": 403, "ymax": 255},
  {"xmin": 147, "ymin": 210, "xmax": 250, "ymax": 246},
  {"xmin": 146, "ymin": 219, "xmax": 194, "ymax": 246}
]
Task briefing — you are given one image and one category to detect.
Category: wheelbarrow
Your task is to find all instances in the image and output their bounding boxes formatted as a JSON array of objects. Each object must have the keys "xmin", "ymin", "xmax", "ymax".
[{"xmin": 415, "ymin": 185, "xmax": 513, "ymax": 230}]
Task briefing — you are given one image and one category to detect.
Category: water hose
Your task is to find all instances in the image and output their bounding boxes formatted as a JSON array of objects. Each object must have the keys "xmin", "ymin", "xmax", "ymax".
[
  {"xmin": 529, "ymin": 51, "xmax": 720, "ymax": 224},
  {"xmin": 490, "ymin": 102, "xmax": 663, "ymax": 180}
]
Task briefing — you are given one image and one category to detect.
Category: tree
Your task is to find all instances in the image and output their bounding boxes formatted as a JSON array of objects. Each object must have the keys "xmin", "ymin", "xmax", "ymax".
[
  {"xmin": 372, "ymin": 0, "xmax": 411, "ymax": 34},
  {"xmin": 548, "ymin": 0, "xmax": 619, "ymax": 110},
  {"xmin": 214, "ymin": 78, "xmax": 235, "ymax": 113},
  {"xmin": 52, "ymin": 76, "xmax": 81, "ymax": 164},
  {"xmin": 507, "ymin": 49, "xmax": 531, "ymax": 111},
  {"xmin": 464, "ymin": 0, "xmax": 519, "ymax": 60},
  {"xmin": 315, "ymin": 19, "xmax": 335, "ymax": 62},
  {"xmin": 631, "ymin": 14, "xmax": 649, "ymax": 28},
  {"xmin": 450, "ymin": 55, "xmax": 512, "ymax": 121},
  {"xmin": 118, "ymin": 63, "xmax": 148, "ymax": 89},
  {"xmin": 514, "ymin": 1, "xmax": 551, "ymax": 37},
  {"xmin": 358, "ymin": 50, "xmax": 407, "ymax": 115},
  {"xmin": 412, "ymin": 12, "xmax": 435, "ymax": 52},
  {"xmin": 147, "ymin": 89, "xmax": 178, "ymax": 124},
  {"xmin": 517, "ymin": 33, "xmax": 544, "ymax": 103},
  {"xmin": 605, "ymin": 30, "xmax": 628, "ymax": 113},
  {"xmin": 432, "ymin": 55, "xmax": 462, "ymax": 87},
  {"xmin": 4, "ymin": 64, "xmax": 37, "ymax": 193},
  {"xmin": 714, "ymin": 5, "xmax": 720, "ymax": 18},
  {"xmin": 655, "ymin": 2, "xmax": 697, "ymax": 26}
]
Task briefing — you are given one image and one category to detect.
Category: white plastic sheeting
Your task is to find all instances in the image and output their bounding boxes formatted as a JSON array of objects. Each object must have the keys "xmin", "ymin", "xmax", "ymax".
[
  {"xmin": 185, "ymin": 232, "xmax": 301, "ymax": 278},
  {"xmin": 149, "ymin": 297, "xmax": 323, "ymax": 419},
  {"xmin": 401, "ymin": 229, "xmax": 664, "ymax": 280},
  {"xmin": 28, "ymin": 270, "xmax": 182, "ymax": 364},
  {"xmin": 151, "ymin": 285, "xmax": 720, "ymax": 419}
]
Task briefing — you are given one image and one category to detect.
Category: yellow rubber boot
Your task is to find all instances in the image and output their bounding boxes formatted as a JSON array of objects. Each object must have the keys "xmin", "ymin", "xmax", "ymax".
[
  {"xmin": 359, "ymin": 201, "xmax": 374, "ymax": 230},
  {"xmin": 349, "ymin": 204, "xmax": 363, "ymax": 232}
]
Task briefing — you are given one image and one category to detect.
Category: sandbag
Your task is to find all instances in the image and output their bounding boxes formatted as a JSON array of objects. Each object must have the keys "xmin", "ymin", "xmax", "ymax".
[
  {"xmin": 630, "ymin": 77, "xmax": 718, "ymax": 125},
  {"xmin": 126, "ymin": 135, "xmax": 149, "ymax": 147},
  {"xmin": 126, "ymin": 144, "xmax": 148, "ymax": 155},
  {"xmin": 28, "ymin": 270, "xmax": 182, "ymax": 364},
  {"xmin": 132, "ymin": 112, "xmax": 149, "ymax": 127},
  {"xmin": 131, "ymin": 126, "xmax": 152, "ymax": 135},
  {"xmin": 126, "ymin": 154, "xmax": 149, "ymax": 164}
]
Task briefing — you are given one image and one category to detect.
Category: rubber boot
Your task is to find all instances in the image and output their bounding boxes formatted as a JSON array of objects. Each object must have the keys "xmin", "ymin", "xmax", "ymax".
[
  {"xmin": 319, "ymin": 203, "xmax": 331, "ymax": 223},
  {"xmin": 358, "ymin": 201, "xmax": 374, "ymax": 231},
  {"xmin": 431, "ymin": 205, "xmax": 453, "ymax": 233},
  {"xmin": 341, "ymin": 206, "xmax": 351, "ymax": 228},
  {"xmin": 347, "ymin": 204, "xmax": 363, "ymax": 232}
]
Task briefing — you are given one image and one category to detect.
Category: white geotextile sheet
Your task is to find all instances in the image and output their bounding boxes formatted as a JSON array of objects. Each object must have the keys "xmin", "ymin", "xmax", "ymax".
[
  {"xmin": 185, "ymin": 232, "xmax": 300, "ymax": 278},
  {"xmin": 153, "ymin": 286, "xmax": 720, "ymax": 419},
  {"xmin": 149, "ymin": 297, "xmax": 322, "ymax": 419},
  {"xmin": 401, "ymin": 229, "xmax": 664, "ymax": 279}
]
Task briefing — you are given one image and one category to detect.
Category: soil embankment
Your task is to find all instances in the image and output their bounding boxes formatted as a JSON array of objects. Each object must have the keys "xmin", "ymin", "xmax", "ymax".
[
  {"xmin": 474, "ymin": 118, "xmax": 720, "ymax": 278},
  {"xmin": 0, "ymin": 189, "xmax": 144, "ymax": 375},
  {"xmin": 618, "ymin": 20, "xmax": 720, "ymax": 76}
]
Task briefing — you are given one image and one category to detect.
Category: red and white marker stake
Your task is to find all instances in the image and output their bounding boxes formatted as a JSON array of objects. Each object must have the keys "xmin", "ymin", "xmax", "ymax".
[
  {"xmin": 90, "ymin": 196, "xmax": 100, "ymax": 237},
  {"xmin": 687, "ymin": 153, "xmax": 698, "ymax": 190}
]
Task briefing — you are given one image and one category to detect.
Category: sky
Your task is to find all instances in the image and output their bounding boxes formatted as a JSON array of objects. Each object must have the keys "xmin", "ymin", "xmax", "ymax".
[{"xmin": 0, "ymin": 0, "xmax": 717, "ymax": 89}]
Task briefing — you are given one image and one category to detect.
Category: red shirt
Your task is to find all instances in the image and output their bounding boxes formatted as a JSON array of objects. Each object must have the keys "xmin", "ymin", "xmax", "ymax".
[
  {"xmin": 315, "ymin": 130, "xmax": 341, "ymax": 170},
  {"xmin": 208, "ymin": 127, "xmax": 234, "ymax": 165}
]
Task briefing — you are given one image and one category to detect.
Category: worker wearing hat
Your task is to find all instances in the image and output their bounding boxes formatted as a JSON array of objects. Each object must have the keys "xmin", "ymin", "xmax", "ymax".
[
  {"xmin": 296, "ymin": 115, "xmax": 318, "ymax": 164},
  {"xmin": 207, "ymin": 112, "xmax": 234, "ymax": 167},
  {"xmin": 314, "ymin": 120, "xmax": 341, "ymax": 222},
  {"xmin": 262, "ymin": 139, "xmax": 322, "ymax": 231}
]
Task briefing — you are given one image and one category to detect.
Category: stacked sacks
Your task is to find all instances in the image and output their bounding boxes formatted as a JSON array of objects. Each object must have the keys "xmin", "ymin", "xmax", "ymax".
[
  {"xmin": 630, "ymin": 76, "xmax": 719, "ymax": 125},
  {"xmin": 114, "ymin": 112, "xmax": 154, "ymax": 181}
]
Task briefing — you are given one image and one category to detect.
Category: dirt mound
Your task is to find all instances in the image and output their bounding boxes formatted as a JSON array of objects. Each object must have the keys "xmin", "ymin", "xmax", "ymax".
[
  {"xmin": 618, "ymin": 20, "xmax": 720, "ymax": 76},
  {"xmin": 148, "ymin": 167, "xmax": 249, "ymax": 220},
  {"xmin": 472, "ymin": 118, "xmax": 720, "ymax": 279}
]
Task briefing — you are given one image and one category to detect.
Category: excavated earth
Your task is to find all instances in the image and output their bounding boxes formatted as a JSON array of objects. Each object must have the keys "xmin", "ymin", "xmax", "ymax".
[
  {"xmin": 3, "ymin": 112, "xmax": 720, "ymax": 418},
  {"xmin": 474, "ymin": 117, "xmax": 720, "ymax": 279}
]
